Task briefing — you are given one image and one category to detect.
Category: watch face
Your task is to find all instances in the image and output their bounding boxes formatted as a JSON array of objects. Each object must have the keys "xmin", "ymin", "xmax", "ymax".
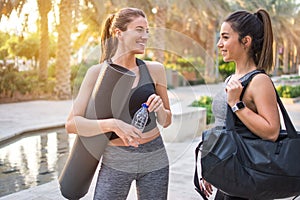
[{"xmin": 236, "ymin": 101, "xmax": 245, "ymax": 109}]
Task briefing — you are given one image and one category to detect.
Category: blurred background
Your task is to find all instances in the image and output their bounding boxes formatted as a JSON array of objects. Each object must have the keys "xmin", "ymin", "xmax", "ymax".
[{"xmin": 0, "ymin": 0, "xmax": 300, "ymax": 103}]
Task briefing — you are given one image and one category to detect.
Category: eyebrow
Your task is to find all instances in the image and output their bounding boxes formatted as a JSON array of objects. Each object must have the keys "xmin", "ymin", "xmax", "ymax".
[
  {"xmin": 221, "ymin": 32, "xmax": 229, "ymax": 36},
  {"xmin": 136, "ymin": 26, "xmax": 148, "ymax": 29}
]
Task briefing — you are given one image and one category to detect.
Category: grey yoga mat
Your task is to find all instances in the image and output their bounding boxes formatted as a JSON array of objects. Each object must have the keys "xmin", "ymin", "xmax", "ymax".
[{"xmin": 59, "ymin": 61, "xmax": 136, "ymax": 199}]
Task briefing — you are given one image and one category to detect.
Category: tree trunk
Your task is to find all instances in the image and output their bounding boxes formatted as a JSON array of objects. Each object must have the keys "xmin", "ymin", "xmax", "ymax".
[
  {"xmin": 291, "ymin": 44, "xmax": 297, "ymax": 73},
  {"xmin": 283, "ymin": 39, "xmax": 289, "ymax": 74},
  {"xmin": 204, "ymin": 19, "xmax": 217, "ymax": 81},
  {"xmin": 152, "ymin": 5, "xmax": 167, "ymax": 63},
  {"xmin": 37, "ymin": 0, "xmax": 51, "ymax": 81},
  {"xmin": 273, "ymin": 40, "xmax": 279, "ymax": 76},
  {"xmin": 54, "ymin": 0, "xmax": 76, "ymax": 99}
]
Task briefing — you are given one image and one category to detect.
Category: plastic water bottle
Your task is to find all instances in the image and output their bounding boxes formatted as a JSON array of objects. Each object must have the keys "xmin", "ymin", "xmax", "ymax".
[{"xmin": 131, "ymin": 103, "xmax": 149, "ymax": 132}]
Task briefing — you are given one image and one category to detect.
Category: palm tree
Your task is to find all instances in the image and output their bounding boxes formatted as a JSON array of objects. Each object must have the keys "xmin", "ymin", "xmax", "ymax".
[
  {"xmin": 164, "ymin": 0, "xmax": 230, "ymax": 81},
  {"xmin": 189, "ymin": 0, "xmax": 230, "ymax": 80},
  {"xmin": 0, "ymin": 0, "xmax": 26, "ymax": 68},
  {"xmin": 37, "ymin": 0, "xmax": 52, "ymax": 81},
  {"xmin": 0, "ymin": 0, "xmax": 26, "ymax": 20},
  {"xmin": 270, "ymin": 0, "xmax": 300, "ymax": 74},
  {"xmin": 1, "ymin": 0, "xmax": 55, "ymax": 80},
  {"xmin": 54, "ymin": 0, "xmax": 77, "ymax": 99}
]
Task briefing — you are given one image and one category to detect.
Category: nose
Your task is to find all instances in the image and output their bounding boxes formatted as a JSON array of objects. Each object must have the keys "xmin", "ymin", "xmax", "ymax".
[
  {"xmin": 141, "ymin": 31, "xmax": 149, "ymax": 39},
  {"xmin": 217, "ymin": 39, "xmax": 223, "ymax": 48}
]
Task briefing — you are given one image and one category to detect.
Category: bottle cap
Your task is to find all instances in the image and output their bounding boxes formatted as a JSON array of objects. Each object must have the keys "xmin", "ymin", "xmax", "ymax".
[{"xmin": 142, "ymin": 103, "xmax": 149, "ymax": 108}]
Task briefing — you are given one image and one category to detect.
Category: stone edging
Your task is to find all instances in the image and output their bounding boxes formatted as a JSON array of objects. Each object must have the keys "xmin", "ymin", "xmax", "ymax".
[{"xmin": 280, "ymin": 97, "xmax": 300, "ymax": 104}]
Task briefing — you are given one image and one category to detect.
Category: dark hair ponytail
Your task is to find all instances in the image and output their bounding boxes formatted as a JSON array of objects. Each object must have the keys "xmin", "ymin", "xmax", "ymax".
[{"xmin": 255, "ymin": 9, "xmax": 273, "ymax": 72}]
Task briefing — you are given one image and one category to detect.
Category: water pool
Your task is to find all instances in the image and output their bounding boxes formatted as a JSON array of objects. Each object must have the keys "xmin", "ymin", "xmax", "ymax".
[{"xmin": 0, "ymin": 127, "xmax": 75, "ymax": 197}]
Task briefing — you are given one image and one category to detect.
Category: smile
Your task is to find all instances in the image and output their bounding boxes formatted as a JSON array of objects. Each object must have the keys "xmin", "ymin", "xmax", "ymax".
[
  {"xmin": 221, "ymin": 50, "xmax": 227, "ymax": 56},
  {"xmin": 137, "ymin": 42, "xmax": 146, "ymax": 46}
]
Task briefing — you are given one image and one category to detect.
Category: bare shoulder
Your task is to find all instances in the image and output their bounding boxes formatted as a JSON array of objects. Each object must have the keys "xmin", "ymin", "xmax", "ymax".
[
  {"xmin": 86, "ymin": 63, "xmax": 102, "ymax": 76},
  {"xmin": 251, "ymin": 73, "xmax": 273, "ymax": 87},
  {"xmin": 248, "ymin": 73, "xmax": 275, "ymax": 98},
  {"xmin": 74, "ymin": 63, "xmax": 103, "ymax": 104},
  {"xmin": 84, "ymin": 64, "xmax": 103, "ymax": 84},
  {"xmin": 144, "ymin": 60, "xmax": 166, "ymax": 84},
  {"xmin": 144, "ymin": 60, "xmax": 165, "ymax": 76}
]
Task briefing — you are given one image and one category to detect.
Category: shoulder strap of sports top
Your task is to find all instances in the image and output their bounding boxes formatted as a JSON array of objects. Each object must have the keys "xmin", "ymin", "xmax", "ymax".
[
  {"xmin": 239, "ymin": 69, "xmax": 265, "ymax": 100},
  {"xmin": 136, "ymin": 58, "xmax": 155, "ymax": 85}
]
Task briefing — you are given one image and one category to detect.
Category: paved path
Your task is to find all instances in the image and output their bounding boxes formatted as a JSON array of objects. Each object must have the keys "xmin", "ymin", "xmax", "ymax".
[
  {"xmin": 0, "ymin": 100, "xmax": 71, "ymax": 143},
  {"xmin": 0, "ymin": 84, "xmax": 300, "ymax": 200}
]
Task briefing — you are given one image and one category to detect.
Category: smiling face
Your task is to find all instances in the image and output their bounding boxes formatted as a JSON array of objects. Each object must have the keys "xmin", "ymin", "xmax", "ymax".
[
  {"xmin": 217, "ymin": 22, "xmax": 244, "ymax": 63},
  {"xmin": 117, "ymin": 16, "xmax": 149, "ymax": 55}
]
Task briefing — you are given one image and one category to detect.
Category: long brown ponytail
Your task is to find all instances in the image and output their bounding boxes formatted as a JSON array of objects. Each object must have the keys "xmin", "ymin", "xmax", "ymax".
[
  {"xmin": 255, "ymin": 9, "xmax": 273, "ymax": 72},
  {"xmin": 100, "ymin": 14, "xmax": 117, "ymax": 63}
]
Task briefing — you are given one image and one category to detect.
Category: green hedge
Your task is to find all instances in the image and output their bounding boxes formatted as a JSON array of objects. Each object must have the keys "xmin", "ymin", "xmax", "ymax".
[
  {"xmin": 276, "ymin": 85, "xmax": 300, "ymax": 98},
  {"xmin": 0, "ymin": 68, "xmax": 55, "ymax": 98},
  {"xmin": 218, "ymin": 56, "xmax": 235, "ymax": 80},
  {"xmin": 190, "ymin": 96, "xmax": 214, "ymax": 125}
]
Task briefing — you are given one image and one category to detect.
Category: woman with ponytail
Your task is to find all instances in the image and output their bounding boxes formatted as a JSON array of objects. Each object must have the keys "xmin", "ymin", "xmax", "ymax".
[
  {"xmin": 65, "ymin": 7, "xmax": 171, "ymax": 200},
  {"xmin": 200, "ymin": 8, "xmax": 279, "ymax": 199}
]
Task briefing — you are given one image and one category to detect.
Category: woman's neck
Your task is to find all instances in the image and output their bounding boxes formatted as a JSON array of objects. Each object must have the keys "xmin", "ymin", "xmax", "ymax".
[
  {"xmin": 235, "ymin": 59, "xmax": 257, "ymax": 76},
  {"xmin": 111, "ymin": 53, "xmax": 137, "ymax": 70}
]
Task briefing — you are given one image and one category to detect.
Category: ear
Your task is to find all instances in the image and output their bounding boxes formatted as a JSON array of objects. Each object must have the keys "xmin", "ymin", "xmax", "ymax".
[
  {"xmin": 114, "ymin": 28, "xmax": 122, "ymax": 38},
  {"xmin": 242, "ymin": 36, "xmax": 252, "ymax": 48}
]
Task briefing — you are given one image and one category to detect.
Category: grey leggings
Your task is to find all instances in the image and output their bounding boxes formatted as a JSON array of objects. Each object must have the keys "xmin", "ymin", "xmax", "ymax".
[{"xmin": 93, "ymin": 135, "xmax": 169, "ymax": 200}]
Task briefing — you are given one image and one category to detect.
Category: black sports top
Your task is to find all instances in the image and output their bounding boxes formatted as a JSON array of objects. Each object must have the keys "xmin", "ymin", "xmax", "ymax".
[{"xmin": 110, "ymin": 58, "xmax": 157, "ymax": 140}]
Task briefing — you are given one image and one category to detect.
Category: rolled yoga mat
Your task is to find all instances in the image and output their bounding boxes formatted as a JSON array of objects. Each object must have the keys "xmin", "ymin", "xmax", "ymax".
[{"xmin": 59, "ymin": 61, "xmax": 136, "ymax": 199}]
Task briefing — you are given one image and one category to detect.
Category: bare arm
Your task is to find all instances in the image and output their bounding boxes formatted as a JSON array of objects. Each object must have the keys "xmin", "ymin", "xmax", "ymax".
[
  {"xmin": 145, "ymin": 61, "xmax": 172, "ymax": 128},
  {"xmin": 226, "ymin": 74, "xmax": 280, "ymax": 141}
]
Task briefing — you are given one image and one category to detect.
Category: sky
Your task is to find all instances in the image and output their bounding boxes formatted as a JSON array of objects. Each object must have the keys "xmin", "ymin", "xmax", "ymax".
[{"xmin": 0, "ymin": 0, "xmax": 57, "ymax": 35}]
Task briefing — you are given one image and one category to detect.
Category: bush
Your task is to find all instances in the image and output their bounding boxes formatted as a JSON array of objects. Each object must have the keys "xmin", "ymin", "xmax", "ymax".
[
  {"xmin": 276, "ymin": 85, "xmax": 300, "ymax": 98},
  {"xmin": 218, "ymin": 61, "xmax": 235, "ymax": 80},
  {"xmin": 190, "ymin": 96, "xmax": 214, "ymax": 124},
  {"xmin": 0, "ymin": 67, "xmax": 55, "ymax": 100}
]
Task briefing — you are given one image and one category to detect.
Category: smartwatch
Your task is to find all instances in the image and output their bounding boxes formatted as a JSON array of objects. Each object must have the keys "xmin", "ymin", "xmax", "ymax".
[{"xmin": 231, "ymin": 101, "xmax": 245, "ymax": 113}]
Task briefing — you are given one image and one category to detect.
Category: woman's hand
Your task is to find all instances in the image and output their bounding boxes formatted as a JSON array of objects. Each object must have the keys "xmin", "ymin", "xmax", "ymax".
[
  {"xmin": 146, "ymin": 94, "xmax": 163, "ymax": 113},
  {"xmin": 200, "ymin": 179, "xmax": 213, "ymax": 197},
  {"xmin": 112, "ymin": 119, "xmax": 142, "ymax": 147},
  {"xmin": 225, "ymin": 77, "xmax": 243, "ymax": 107}
]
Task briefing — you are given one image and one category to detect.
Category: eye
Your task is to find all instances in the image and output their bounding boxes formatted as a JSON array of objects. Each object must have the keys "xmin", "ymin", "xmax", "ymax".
[
  {"xmin": 220, "ymin": 33, "xmax": 229, "ymax": 40},
  {"xmin": 220, "ymin": 35, "xmax": 228, "ymax": 41},
  {"xmin": 135, "ymin": 27, "xmax": 149, "ymax": 35},
  {"xmin": 136, "ymin": 27, "xmax": 144, "ymax": 33}
]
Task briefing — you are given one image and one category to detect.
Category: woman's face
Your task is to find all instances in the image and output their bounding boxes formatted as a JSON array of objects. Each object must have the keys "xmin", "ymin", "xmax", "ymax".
[
  {"xmin": 217, "ymin": 22, "xmax": 244, "ymax": 63},
  {"xmin": 118, "ymin": 16, "xmax": 149, "ymax": 55}
]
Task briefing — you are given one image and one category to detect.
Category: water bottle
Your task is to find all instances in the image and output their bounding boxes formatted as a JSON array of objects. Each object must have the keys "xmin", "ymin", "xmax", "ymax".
[{"xmin": 131, "ymin": 103, "xmax": 149, "ymax": 132}]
